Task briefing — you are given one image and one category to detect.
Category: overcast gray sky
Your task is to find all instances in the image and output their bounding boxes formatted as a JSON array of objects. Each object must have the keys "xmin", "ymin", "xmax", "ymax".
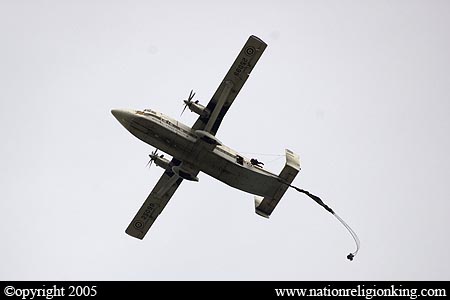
[{"xmin": 1, "ymin": 0, "xmax": 449, "ymax": 280}]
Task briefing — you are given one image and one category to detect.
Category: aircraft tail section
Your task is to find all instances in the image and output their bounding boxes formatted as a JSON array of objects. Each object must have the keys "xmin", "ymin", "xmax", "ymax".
[{"xmin": 255, "ymin": 149, "xmax": 300, "ymax": 218}]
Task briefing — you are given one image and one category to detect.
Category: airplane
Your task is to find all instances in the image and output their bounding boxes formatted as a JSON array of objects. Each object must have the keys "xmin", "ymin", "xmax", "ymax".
[
  {"xmin": 111, "ymin": 35, "xmax": 301, "ymax": 239},
  {"xmin": 111, "ymin": 35, "xmax": 359, "ymax": 261}
]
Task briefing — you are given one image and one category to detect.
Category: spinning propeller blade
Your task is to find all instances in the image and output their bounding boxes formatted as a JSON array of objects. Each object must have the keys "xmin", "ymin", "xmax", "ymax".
[
  {"xmin": 181, "ymin": 89, "xmax": 196, "ymax": 116},
  {"xmin": 146, "ymin": 149, "xmax": 159, "ymax": 169}
]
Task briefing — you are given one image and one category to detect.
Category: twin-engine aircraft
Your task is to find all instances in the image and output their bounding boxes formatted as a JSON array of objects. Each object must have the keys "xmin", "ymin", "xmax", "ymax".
[{"xmin": 112, "ymin": 35, "xmax": 301, "ymax": 240}]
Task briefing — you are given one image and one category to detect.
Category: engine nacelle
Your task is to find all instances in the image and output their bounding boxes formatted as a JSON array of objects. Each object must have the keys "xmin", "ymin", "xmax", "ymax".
[
  {"xmin": 172, "ymin": 166, "xmax": 199, "ymax": 182},
  {"xmin": 194, "ymin": 130, "xmax": 222, "ymax": 145},
  {"xmin": 189, "ymin": 102, "xmax": 210, "ymax": 118},
  {"xmin": 153, "ymin": 156, "xmax": 170, "ymax": 170}
]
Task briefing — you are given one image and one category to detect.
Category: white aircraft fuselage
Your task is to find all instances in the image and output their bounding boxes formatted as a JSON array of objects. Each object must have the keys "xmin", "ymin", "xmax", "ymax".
[
  {"xmin": 112, "ymin": 108, "xmax": 283, "ymax": 199},
  {"xmin": 112, "ymin": 36, "xmax": 301, "ymax": 239}
]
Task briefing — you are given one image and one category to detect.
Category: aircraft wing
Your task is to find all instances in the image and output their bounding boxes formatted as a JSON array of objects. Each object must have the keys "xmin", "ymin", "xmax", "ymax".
[
  {"xmin": 125, "ymin": 158, "xmax": 198, "ymax": 239},
  {"xmin": 192, "ymin": 35, "xmax": 267, "ymax": 136}
]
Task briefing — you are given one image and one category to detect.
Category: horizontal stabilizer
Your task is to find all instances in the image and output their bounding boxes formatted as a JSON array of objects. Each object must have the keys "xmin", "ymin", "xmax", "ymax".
[{"xmin": 255, "ymin": 149, "xmax": 300, "ymax": 218}]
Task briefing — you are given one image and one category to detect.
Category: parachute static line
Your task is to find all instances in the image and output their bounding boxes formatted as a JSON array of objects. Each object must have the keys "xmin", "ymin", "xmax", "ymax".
[
  {"xmin": 244, "ymin": 151, "xmax": 360, "ymax": 260},
  {"xmin": 286, "ymin": 184, "xmax": 360, "ymax": 261}
]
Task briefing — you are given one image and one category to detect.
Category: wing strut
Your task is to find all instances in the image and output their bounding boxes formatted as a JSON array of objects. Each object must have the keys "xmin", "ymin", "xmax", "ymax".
[
  {"xmin": 156, "ymin": 173, "xmax": 179, "ymax": 197},
  {"xmin": 204, "ymin": 80, "xmax": 233, "ymax": 133}
]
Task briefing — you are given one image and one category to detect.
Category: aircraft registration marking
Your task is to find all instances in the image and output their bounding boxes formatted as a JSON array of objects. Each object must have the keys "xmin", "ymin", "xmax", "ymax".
[
  {"xmin": 141, "ymin": 202, "xmax": 157, "ymax": 220},
  {"xmin": 233, "ymin": 57, "xmax": 249, "ymax": 77}
]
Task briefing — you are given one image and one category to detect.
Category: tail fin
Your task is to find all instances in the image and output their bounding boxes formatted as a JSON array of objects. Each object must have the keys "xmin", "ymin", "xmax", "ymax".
[{"xmin": 255, "ymin": 149, "xmax": 300, "ymax": 218}]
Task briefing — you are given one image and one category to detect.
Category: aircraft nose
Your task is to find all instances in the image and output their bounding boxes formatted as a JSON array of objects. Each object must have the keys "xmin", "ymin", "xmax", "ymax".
[
  {"xmin": 111, "ymin": 109, "xmax": 125, "ymax": 119},
  {"xmin": 111, "ymin": 109, "xmax": 134, "ymax": 127}
]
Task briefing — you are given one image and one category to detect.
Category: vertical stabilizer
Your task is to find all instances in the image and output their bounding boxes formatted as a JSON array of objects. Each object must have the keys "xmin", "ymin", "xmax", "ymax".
[{"xmin": 255, "ymin": 149, "xmax": 300, "ymax": 218}]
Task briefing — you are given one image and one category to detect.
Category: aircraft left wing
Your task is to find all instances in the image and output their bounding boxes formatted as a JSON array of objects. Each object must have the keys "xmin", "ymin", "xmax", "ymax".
[
  {"xmin": 125, "ymin": 158, "xmax": 198, "ymax": 239},
  {"xmin": 192, "ymin": 35, "xmax": 267, "ymax": 136}
]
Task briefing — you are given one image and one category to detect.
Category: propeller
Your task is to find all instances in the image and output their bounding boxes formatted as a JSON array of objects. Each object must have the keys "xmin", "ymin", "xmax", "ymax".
[
  {"xmin": 146, "ymin": 149, "xmax": 163, "ymax": 169},
  {"xmin": 181, "ymin": 90, "xmax": 198, "ymax": 116}
]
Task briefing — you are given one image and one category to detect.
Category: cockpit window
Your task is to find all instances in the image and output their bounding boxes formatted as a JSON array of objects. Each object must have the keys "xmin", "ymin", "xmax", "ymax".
[{"xmin": 143, "ymin": 109, "xmax": 156, "ymax": 114}]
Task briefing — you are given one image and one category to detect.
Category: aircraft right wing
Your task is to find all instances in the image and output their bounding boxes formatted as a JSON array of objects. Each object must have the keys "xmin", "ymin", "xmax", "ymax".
[
  {"xmin": 191, "ymin": 35, "xmax": 267, "ymax": 136},
  {"xmin": 125, "ymin": 158, "xmax": 198, "ymax": 239}
]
